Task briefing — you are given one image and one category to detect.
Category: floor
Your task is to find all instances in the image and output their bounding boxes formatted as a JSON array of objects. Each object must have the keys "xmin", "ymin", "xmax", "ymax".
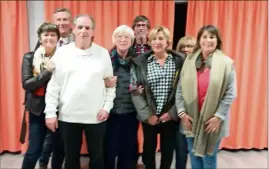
[{"xmin": 0, "ymin": 150, "xmax": 267, "ymax": 169}]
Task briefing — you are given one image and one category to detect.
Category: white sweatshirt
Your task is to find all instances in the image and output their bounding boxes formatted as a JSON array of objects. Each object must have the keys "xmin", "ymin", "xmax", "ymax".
[{"xmin": 44, "ymin": 42, "xmax": 116, "ymax": 124}]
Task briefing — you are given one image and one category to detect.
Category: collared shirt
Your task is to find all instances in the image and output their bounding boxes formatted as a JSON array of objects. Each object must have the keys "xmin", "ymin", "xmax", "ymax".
[
  {"xmin": 147, "ymin": 54, "xmax": 176, "ymax": 114},
  {"xmin": 133, "ymin": 43, "xmax": 151, "ymax": 56},
  {"xmin": 57, "ymin": 33, "xmax": 74, "ymax": 48}
]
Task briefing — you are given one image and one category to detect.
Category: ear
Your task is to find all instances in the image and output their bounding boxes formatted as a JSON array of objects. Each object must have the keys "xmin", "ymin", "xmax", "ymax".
[{"xmin": 166, "ymin": 40, "xmax": 171, "ymax": 48}]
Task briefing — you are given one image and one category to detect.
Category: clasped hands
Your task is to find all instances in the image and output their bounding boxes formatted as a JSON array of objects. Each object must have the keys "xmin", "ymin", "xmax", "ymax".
[{"xmin": 148, "ymin": 113, "xmax": 173, "ymax": 126}]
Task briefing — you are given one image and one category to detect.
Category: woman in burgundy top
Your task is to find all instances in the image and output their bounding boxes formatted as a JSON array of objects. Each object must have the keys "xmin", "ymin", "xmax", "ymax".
[{"xmin": 176, "ymin": 25, "xmax": 237, "ymax": 169}]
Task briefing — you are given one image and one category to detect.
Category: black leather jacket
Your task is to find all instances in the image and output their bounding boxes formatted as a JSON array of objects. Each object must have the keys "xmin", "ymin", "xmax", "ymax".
[{"xmin": 21, "ymin": 51, "xmax": 52, "ymax": 115}]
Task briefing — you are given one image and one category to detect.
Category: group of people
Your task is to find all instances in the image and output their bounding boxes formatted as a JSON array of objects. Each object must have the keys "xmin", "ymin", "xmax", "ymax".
[{"xmin": 20, "ymin": 7, "xmax": 237, "ymax": 169}]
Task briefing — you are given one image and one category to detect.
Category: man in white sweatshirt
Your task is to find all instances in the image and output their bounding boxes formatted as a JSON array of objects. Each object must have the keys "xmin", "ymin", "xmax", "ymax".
[{"xmin": 44, "ymin": 14, "xmax": 116, "ymax": 169}]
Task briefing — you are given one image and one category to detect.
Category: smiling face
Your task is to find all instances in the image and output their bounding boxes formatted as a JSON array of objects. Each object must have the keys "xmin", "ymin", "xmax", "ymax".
[
  {"xmin": 115, "ymin": 33, "xmax": 132, "ymax": 51},
  {"xmin": 193, "ymin": 25, "xmax": 223, "ymax": 55},
  {"xmin": 199, "ymin": 30, "xmax": 217, "ymax": 54},
  {"xmin": 134, "ymin": 21, "xmax": 149, "ymax": 37},
  {"xmin": 53, "ymin": 11, "xmax": 72, "ymax": 37},
  {"xmin": 150, "ymin": 31, "xmax": 168, "ymax": 54},
  {"xmin": 40, "ymin": 31, "xmax": 58, "ymax": 50}
]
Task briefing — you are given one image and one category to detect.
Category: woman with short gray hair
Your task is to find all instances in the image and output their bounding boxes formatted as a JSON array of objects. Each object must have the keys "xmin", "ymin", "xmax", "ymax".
[{"xmin": 104, "ymin": 25, "xmax": 138, "ymax": 169}]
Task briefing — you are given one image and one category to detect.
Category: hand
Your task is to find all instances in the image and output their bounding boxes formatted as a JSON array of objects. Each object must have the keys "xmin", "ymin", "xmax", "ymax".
[
  {"xmin": 148, "ymin": 115, "xmax": 159, "ymax": 126},
  {"xmin": 104, "ymin": 76, "xmax": 117, "ymax": 88},
  {"xmin": 97, "ymin": 109, "xmax": 109, "ymax": 121},
  {"xmin": 137, "ymin": 85, "xmax": 144, "ymax": 94},
  {"xmin": 205, "ymin": 116, "xmax": 221, "ymax": 133},
  {"xmin": 159, "ymin": 113, "xmax": 172, "ymax": 123},
  {"xmin": 46, "ymin": 60, "xmax": 55, "ymax": 72},
  {"xmin": 46, "ymin": 117, "xmax": 58, "ymax": 132},
  {"xmin": 181, "ymin": 113, "xmax": 193, "ymax": 131}
]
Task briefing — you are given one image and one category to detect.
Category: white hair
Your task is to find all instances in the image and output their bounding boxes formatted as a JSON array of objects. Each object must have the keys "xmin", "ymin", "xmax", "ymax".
[{"xmin": 112, "ymin": 25, "xmax": 135, "ymax": 44}]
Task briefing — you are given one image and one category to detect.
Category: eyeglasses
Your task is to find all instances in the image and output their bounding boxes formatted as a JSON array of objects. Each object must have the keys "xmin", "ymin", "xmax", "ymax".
[
  {"xmin": 182, "ymin": 45, "xmax": 194, "ymax": 48},
  {"xmin": 135, "ymin": 24, "xmax": 147, "ymax": 28}
]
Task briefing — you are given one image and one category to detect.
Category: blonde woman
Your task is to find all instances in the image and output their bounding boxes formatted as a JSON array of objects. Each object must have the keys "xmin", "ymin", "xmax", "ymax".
[
  {"xmin": 176, "ymin": 36, "xmax": 196, "ymax": 55},
  {"xmin": 174, "ymin": 35, "xmax": 196, "ymax": 169},
  {"xmin": 131, "ymin": 26, "xmax": 185, "ymax": 169},
  {"xmin": 176, "ymin": 25, "xmax": 237, "ymax": 169}
]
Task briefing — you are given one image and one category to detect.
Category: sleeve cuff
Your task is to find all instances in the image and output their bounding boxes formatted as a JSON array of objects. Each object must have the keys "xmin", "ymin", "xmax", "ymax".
[
  {"xmin": 214, "ymin": 112, "xmax": 225, "ymax": 121},
  {"xmin": 177, "ymin": 108, "xmax": 186, "ymax": 114},
  {"xmin": 45, "ymin": 110, "xmax": 57, "ymax": 119},
  {"xmin": 102, "ymin": 104, "xmax": 112, "ymax": 114}
]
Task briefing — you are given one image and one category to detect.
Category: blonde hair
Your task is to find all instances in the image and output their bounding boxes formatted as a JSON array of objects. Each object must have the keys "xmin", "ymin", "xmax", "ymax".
[
  {"xmin": 176, "ymin": 36, "xmax": 196, "ymax": 53},
  {"xmin": 148, "ymin": 25, "xmax": 171, "ymax": 47},
  {"xmin": 112, "ymin": 25, "xmax": 135, "ymax": 44}
]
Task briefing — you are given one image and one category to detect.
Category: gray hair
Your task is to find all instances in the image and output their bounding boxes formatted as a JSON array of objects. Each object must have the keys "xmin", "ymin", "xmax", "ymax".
[
  {"xmin": 73, "ymin": 14, "xmax": 96, "ymax": 30},
  {"xmin": 112, "ymin": 25, "xmax": 135, "ymax": 44}
]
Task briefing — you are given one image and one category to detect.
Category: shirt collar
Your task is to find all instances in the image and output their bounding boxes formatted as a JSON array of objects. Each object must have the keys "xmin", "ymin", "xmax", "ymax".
[
  {"xmin": 147, "ymin": 53, "xmax": 173, "ymax": 63},
  {"xmin": 196, "ymin": 53, "xmax": 213, "ymax": 69}
]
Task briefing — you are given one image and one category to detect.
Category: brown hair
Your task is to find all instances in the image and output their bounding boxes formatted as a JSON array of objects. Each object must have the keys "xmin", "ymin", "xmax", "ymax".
[
  {"xmin": 132, "ymin": 15, "xmax": 151, "ymax": 29},
  {"xmin": 193, "ymin": 25, "xmax": 223, "ymax": 54},
  {"xmin": 37, "ymin": 22, "xmax": 60, "ymax": 40}
]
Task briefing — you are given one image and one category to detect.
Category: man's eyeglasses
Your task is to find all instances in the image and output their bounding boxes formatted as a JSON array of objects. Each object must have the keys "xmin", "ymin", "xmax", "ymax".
[{"xmin": 135, "ymin": 24, "xmax": 147, "ymax": 28}]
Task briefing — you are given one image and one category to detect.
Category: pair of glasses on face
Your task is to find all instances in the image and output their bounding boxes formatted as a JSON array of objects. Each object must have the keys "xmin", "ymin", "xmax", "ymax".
[
  {"xmin": 135, "ymin": 24, "xmax": 147, "ymax": 28},
  {"xmin": 182, "ymin": 45, "xmax": 194, "ymax": 48}
]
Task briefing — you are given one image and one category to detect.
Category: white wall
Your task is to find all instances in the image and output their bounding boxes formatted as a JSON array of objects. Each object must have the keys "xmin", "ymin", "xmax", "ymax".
[{"xmin": 27, "ymin": 1, "xmax": 44, "ymax": 51}]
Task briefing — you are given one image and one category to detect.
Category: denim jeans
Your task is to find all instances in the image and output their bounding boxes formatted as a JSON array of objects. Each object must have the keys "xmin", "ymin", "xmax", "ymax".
[
  {"xmin": 21, "ymin": 112, "xmax": 65, "ymax": 169},
  {"xmin": 186, "ymin": 137, "xmax": 221, "ymax": 169},
  {"xmin": 175, "ymin": 132, "xmax": 188, "ymax": 169},
  {"xmin": 39, "ymin": 130, "xmax": 53, "ymax": 166},
  {"xmin": 21, "ymin": 113, "xmax": 47, "ymax": 169}
]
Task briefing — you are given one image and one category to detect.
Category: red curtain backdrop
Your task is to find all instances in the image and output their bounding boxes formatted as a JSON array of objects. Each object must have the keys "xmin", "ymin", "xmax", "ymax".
[
  {"xmin": 186, "ymin": 1, "xmax": 268, "ymax": 149},
  {"xmin": 0, "ymin": 1, "xmax": 29, "ymax": 153},
  {"xmin": 44, "ymin": 1, "xmax": 175, "ymax": 50}
]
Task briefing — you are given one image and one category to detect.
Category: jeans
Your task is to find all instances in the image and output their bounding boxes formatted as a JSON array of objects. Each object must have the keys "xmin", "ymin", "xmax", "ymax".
[
  {"xmin": 175, "ymin": 132, "xmax": 188, "ymax": 169},
  {"xmin": 104, "ymin": 113, "xmax": 139, "ymax": 169},
  {"xmin": 21, "ymin": 113, "xmax": 47, "ymax": 169},
  {"xmin": 39, "ymin": 130, "xmax": 53, "ymax": 166},
  {"xmin": 186, "ymin": 137, "xmax": 221, "ymax": 169}
]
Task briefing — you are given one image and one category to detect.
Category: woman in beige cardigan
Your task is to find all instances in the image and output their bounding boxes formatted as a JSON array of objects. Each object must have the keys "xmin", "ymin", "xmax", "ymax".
[{"xmin": 175, "ymin": 25, "xmax": 237, "ymax": 169}]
